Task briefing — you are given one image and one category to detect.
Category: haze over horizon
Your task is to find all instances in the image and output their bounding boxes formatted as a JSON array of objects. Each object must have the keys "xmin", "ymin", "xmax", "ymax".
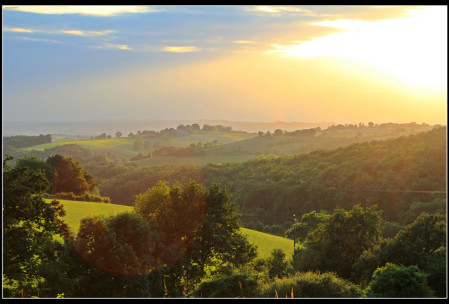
[{"xmin": 3, "ymin": 5, "xmax": 447, "ymax": 125}]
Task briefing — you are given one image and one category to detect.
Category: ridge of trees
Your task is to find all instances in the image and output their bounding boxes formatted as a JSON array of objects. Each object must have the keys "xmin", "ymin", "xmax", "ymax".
[{"xmin": 91, "ymin": 127, "xmax": 446, "ymax": 227}]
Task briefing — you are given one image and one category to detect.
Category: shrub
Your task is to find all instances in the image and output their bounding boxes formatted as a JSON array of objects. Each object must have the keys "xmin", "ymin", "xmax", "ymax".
[
  {"xmin": 192, "ymin": 272, "xmax": 259, "ymax": 298},
  {"xmin": 52, "ymin": 192, "xmax": 111, "ymax": 203},
  {"xmin": 257, "ymin": 271, "xmax": 365, "ymax": 298},
  {"xmin": 366, "ymin": 263, "xmax": 434, "ymax": 298}
]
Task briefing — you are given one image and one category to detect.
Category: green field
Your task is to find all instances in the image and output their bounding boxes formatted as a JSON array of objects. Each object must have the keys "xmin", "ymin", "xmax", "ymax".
[
  {"xmin": 46, "ymin": 199, "xmax": 133, "ymax": 234},
  {"xmin": 50, "ymin": 199, "xmax": 292, "ymax": 258},
  {"xmin": 241, "ymin": 228, "xmax": 294, "ymax": 259},
  {"xmin": 23, "ymin": 138, "xmax": 131, "ymax": 151}
]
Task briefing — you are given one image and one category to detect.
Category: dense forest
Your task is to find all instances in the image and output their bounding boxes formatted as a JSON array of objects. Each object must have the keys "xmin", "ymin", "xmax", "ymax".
[
  {"xmin": 80, "ymin": 127, "xmax": 446, "ymax": 227},
  {"xmin": 3, "ymin": 125, "xmax": 446, "ymax": 298}
]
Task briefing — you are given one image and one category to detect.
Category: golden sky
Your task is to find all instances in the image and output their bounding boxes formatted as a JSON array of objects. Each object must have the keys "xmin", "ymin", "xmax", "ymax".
[{"xmin": 3, "ymin": 5, "xmax": 447, "ymax": 124}]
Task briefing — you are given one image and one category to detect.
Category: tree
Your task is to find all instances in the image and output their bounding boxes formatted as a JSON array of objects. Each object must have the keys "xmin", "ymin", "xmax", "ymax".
[
  {"xmin": 14, "ymin": 156, "xmax": 54, "ymax": 184},
  {"xmin": 3, "ymin": 156, "xmax": 70, "ymax": 297},
  {"xmin": 286, "ymin": 211, "xmax": 330, "ymax": 244},
  {"xmin": 274, "ymin": 129, "xmax": 284, "ymax": 136},
  {"xmin": 133, "ymin": 181, "xmax": 257, "ymax": 296},
  {"xmin": 366, "ymin": 263, "xmax": 433, "ymax": 298},
  {"xmin": 63, "ymin": 212, "xmax": 167, "ymax": 297},
  {"xmin": 352, "ymin": 212, "xmax": 446, "ymax": 297},
  {"xmin": 294, "ymin": 205, "xmax": 382, "ymax": 279},
  {"xmin": 267, "ymin": 249, "xmax": 290, "ymax": 279},
  {"xmin": 46, "ymin": 155, "xmax": 96, "ymax": 195},
  {"xmin": 382, "ymin": 213, "xmax": 445, "ymax": 296},
  {"xmin": 115, "ymin": 131, "xmax": 122, "ymax": 138}
]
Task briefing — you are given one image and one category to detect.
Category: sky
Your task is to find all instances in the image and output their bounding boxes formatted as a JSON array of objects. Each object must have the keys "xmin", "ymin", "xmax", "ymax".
[{"xmin": 2, "ymin": 5, "xmax": 447, "ymax": 125}]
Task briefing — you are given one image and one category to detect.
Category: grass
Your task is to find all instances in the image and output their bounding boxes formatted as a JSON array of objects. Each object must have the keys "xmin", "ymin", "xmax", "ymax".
[
  {"xmin": 241, "ymin": 228, "xmax": 294, "ymax": 259},
  {"xmin": 46, "ymin": 199, "xmax": 133, "ymax": 235},
  {"xmin": 23, "ymin": 138, "xmax": 130, "ymax": 151},
  {"xmin": 48, "ymin": 199, "xmax": 293, "ymax": 259}
]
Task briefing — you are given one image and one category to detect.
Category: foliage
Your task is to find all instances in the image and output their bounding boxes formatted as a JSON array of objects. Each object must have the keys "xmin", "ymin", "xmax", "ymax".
[
  {"xmin": 14, "ymin": 156, "xmax": 55, "ymax": 184},
  {"xmin": 266, "ymin": 249, "xmax": 291, "ymax": 279},
  {"xmin": 133, "ymin": 181, "xmax": 257, "ymax": 296},
  {"xmin": 379, "ymin": 221, "xmax": 404, "ymax": 239},
  {"xmin": 51, "ymin": 192, "xmax": 111, "ymax": 203},
  {"xmin": 46, "ymin": 154, "xmax": 97, "ymax": 195},
  {"xmin": 3, "ymin": 134, "xmax": 52, "ymax": 149},
  {"xmin": 100, "ymin": 165, "xmax": 204, "ymax": 205},
  {"xmin": 63, "ymin": 212, "xmax": 164, "ymax": 297},
  {"xmin": 365, "ymin": 263, "xmax": 433, "ymax": 298},
  {"xmin": 294, "ymin": 205, "xmax": 382, "ymax": 279},
  {"xmin": 202, "ymin": 127, "xmax": 446, "ymax": 224},
  {"xmin": 399, "ymin": 198, "xmax": 446, "ymax": 225},
  {"xmin": 285, "ymin": 211, "xmax": 331, "ymax": 243},
  {"xmin": 352, "ymin": 213, "xmax": 446, "ymax": 296},
  {"xmin": 192, "ymin": 269, "xmax": 259, "ymax": 298},
  {"xmin": 257, "ymin": 271, "xmax": 365, "ymax": 298},
  {"xmin": 3, "ymin": 156, "xmax": 71, "ymax": 297}
]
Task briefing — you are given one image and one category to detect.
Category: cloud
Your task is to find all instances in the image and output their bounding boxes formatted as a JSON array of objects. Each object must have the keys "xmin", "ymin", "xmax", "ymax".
[
  {"xmin": 95, "ymin": 43, "xmax": 131, "ymax": 50},
  {"xmin": 18, "ymin": 37, "xmax": 60, "ymax": 43},
  {"xmin": 3, "ymin": 27, "xmax": 116, "ymax": 37},
  {"xmin": 164, "ymin": 46, "xmax": 198, "ymax": 53},
  {"xmin": 3, "ymin": 5, "xmax": 158, "ymax": 16},
  {"xmin": 248, "ymin": 6, "xmax": 316, "ymax": 15},
  {"xmin": 60, "ymin": 29, "xmax": 116, "ymax": 36},
  {"xmin": 3, "ymin": 27, "xmax": 35, "ymax": 33}
]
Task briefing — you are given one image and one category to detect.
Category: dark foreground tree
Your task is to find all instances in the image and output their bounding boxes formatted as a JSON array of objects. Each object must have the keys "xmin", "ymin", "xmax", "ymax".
[
  {"xmin": 3, "ymin": 156, "xmax": 70, "ymax": 297},
  {"xmin": 134, "ymin": 181, "xmax": 257, "ymax": 296},
  {"xmin": 63, "ymin": 212, "xmax": 166, "ymax": 297}
]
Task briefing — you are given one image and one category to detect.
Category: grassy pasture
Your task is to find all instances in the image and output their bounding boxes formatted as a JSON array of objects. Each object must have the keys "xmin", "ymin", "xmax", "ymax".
[
  {"xmin": 49, "ymin": 199, "xmax": 292, "ymax": 258},
  {"xmin": 46, "ymin": 199, "xmax": 133, "ymax": 235},
  {"xmin": 22, "ymin": 138, "xmax": 130, "ymax": 151},
  {"xmin": 241, "ymin": 228, "xmax": 294, "ymax": 259}
]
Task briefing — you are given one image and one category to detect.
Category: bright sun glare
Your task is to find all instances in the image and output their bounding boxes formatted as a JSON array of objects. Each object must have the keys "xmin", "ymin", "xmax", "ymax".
[{"xmin": 270, "ymin": 7, "xmax": 447, "ymax": 89}]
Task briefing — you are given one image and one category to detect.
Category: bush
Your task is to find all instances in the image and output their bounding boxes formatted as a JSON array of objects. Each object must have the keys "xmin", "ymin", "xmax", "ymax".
[
  {"xmin": 257, "ymin": 271, "xmax": 365, "ymax": 298},
  {"xmin": 52, "ymin": 192, "xmax": 111, "ymax": 203},
  {"xmin": 192, "ymin": 272, "xmax": 259, "ymax": 298},
  {"xmin": 366, "ymin": 263, "xmax": 434, "ymax": 298}
]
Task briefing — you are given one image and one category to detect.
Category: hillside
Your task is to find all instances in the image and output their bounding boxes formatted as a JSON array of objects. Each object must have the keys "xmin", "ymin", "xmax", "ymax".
[
  {"xmin": 202, "ymin": 127, "xmax": 447, "ymax": 225},
  {"xmin": 50, "ymin": 199, "xmax": 292, "ymax": 259}
]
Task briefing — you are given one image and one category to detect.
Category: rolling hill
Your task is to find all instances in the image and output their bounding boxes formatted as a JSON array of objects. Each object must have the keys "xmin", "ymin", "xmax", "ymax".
[{"xmin": 50, "ymin": 199, "xmax": 293, "ymax": 259}]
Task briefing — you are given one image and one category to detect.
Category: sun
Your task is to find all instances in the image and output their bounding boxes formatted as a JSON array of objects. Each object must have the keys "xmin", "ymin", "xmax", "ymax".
[{"xmin": 270, "ymin": 7, "xmax": 447, "ymax": 90}]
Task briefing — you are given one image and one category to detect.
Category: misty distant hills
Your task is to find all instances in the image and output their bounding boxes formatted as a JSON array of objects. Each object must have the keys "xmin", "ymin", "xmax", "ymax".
[{"xmin": 3, "ymin": 120, "xmax": 334, "ymax": 137}]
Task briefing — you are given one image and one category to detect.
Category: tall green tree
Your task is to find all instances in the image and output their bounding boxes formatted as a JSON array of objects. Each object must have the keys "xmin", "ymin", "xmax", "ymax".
[
  {"xmin": 63, "ymin": 213, "xmax": 165, "ymax": 297},
  {"xmin": 133, "ymin": 181, "xmax": 257, "ymax": 296},
  {"xmin": 352, "ymin": 213, "xmax": 446, "ymax": 297},
  {"xmin": 294, "ymin": 205, "xmax": 382, "ymax": 279},
  {"xmin": 3, "ymin": 156, "xmax": 70, "ymax": 297}
]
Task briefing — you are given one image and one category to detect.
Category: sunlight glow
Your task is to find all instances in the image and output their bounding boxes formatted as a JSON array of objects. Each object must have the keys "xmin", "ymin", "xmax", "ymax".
[{"xmin": 268, "ymin": 7, "xmax": 447, "ymax": 88}]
